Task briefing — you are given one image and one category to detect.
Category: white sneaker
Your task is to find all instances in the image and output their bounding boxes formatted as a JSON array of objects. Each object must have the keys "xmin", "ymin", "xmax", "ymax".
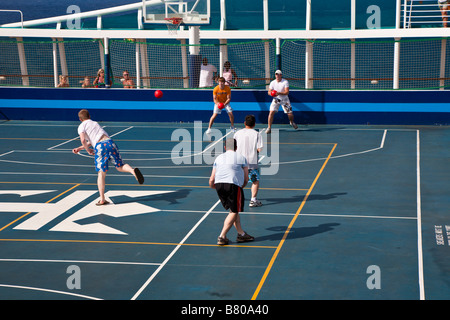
[
  {"xmin": 230, "ymin": 126, "xmax": 237, "ymax": 132},
  {"xmin": 249, "ymin": 200, "xmax": 262, "ymax": 207},
  {"xmin": 205, "ymin": 128, "xmax": 212, "ymax": 134},
  {"xmin": 265, "ymin": 127, "xmax": 271, "ymax": 134}
]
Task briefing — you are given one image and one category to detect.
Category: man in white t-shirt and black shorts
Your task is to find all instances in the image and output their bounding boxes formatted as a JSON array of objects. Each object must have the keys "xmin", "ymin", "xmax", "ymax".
[
  {"xmin": 72, "ymin": 109, "xmax": 144, "ymax": 205},
  {"xmin": 234, "ymin": 114, "xmax": 263, "ymax": 207},
  {"xmin": 266, "ymin": 69, "xmax": 298, "ymax": 134},
  {"xmin": 209, "ymin": 138, "xmax": 254, "ymax": 245}
]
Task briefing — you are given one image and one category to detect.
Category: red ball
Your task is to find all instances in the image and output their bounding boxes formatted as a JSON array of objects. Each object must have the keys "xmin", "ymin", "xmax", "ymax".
[
  {"xmin": 218, "ymin": 102, "xmax": 225, "ymax": 109},
  {"xmin": 154, "ymin": 90, "xmax": 163, "ymax": 99},
  {"xmin": 270, "ymin": 90, "xmax": 278, "ymax": 97}
]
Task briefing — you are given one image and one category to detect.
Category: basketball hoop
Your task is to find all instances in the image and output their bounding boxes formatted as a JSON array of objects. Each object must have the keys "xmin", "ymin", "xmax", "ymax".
[{"xmin": 164, "ymin": 17, "xmax": 183, "ymax": 35}]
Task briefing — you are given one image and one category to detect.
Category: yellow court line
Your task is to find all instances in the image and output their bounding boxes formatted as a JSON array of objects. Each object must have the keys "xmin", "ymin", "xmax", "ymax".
[
  {"xmin": 0, "ymin": 184, "xmax": 80, "ymax": 232},
  {"xmin": 251, "ymin": 143, "xmax": 337, "ymax": 300},
  {"xmin": 0, "ymin": 238, "xmax": 277, "ymax": 249}
]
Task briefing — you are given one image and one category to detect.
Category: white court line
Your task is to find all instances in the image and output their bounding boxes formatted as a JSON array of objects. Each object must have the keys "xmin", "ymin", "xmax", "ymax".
[
  {"xmin": 110, "ymin": 126, "xmax": 134, "ymax": 138},
  {"xmin": 161, "ymin": 209, "xmax": 417, "ymax": 220},
  {"xmin": 275, "ymin": 129, "xmax": 387, "ymax": 165},
  {"xmin": 129, "ymin": 130, "xmax": 388, "ymax": 299},
  {"xmin": 56, "ymin": 149, "xmax": 175, "ymax": 155},
  {"xmin": 0, "ymin": 123, "xmax": 235, "ymax": 129},
  {"xmin": 0, "ymin": 129, "xmax": 233, "ymax": 168},
  {"xmin": 131, "ymin": 199, "xmax": 221, "ymax": 300},
  {"xmin": 11, "ymin": 149, "xmax": 176, "ymax": 154},
  {"xmin": 0, "ymin": 151, "xmax": 14, "ymax": 158},
  {"xmin": 74, "ymin": 128, "xmax": 231, "ymax": 162},
  {"xmin": 0, "ymin": 130, "xmax": 386, "ymax": 168},
  {"xmin": 47, "ymin": 126, "xmax": 133, "ymax": 151},
  {"xmin": 0, "ymin": 158, "xmax": 210, "ymax": 169},
  {"xmin": 0, "ymin": 284, "xmax": 102, "ymax": 300},
  {"xmin": 416, "ymin": 130, "xmax": 425, "ymax": 300},
  {"xmin": 0, "ymin": 171, "xmax": 209, "ymax": 179},
  {"xmin": 295, "ymin": 213, "xmax": 416, "ymax": 220},
  {"xmin": 130, "ymin": 131, "xmax": 235, "ymax": 300},
  {"xmin": 0, "ymin": 258, "xmax": 160, "ymax": 266},
  {"xmin": 47, "ymin": 136, "xmax": 81, "ymax": 150},
  {"xmin": 47, "ymin": 125, "xmax": 108, "ymax": 150},
  {"xmin": 0, "ymin": 158, "xmax": 91, "ymax": 168}
]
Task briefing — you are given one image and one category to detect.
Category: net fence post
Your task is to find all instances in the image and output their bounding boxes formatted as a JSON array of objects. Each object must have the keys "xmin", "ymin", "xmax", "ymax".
[
  {"xmin": 180, "ymin": 39, "xmax": 189, "ymax": 89},
  {"xmin": 393, "ymin": 37, "xmax": 401, "ymax": 89},
  {"xmin": 104, "ymin": 37, "xmax": 111, "ymax": 88},
  {"xmin": 440, "ymin": 38, "xmax": 447, "ymax": 90},
  {"xmin": 219, "ymin": 39, "xmax": 228, "ymax": 77},
  {"xmin": 276, "ymin": 37, "xmax": 282, "ymax": 71},
  {"xmin": 189, "ymin": 26, "xmax": 201, "ymax": 88},
  {"xmin": 396, "ymin": 0, "xmax": 402, "ymax": 29},
  {"xmin": 52, "ymin": 38, "xmax": 58, "ymax": 87},
  {"xmin": 135, "ymin": 40, "xmax": 141, "ymax": 89},
  {"xmin": 305, "ymin": 40, "xmax": 314, "ymax": 89},
  {"xmin": 16, "ymin": 37, "xmax": 29, "ymax": 87}
]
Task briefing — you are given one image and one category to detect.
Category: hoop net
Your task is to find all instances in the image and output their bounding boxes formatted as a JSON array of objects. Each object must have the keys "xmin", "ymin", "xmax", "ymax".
[{"xmin": 164, "ymin": 17, "xmax": 183, "ymax": 35}]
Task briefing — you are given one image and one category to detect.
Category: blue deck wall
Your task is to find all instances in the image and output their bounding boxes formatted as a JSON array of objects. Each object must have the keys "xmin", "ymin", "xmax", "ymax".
[{"xmin": 0, "ymin": 87, "xmax": 449, "ymax": 125}]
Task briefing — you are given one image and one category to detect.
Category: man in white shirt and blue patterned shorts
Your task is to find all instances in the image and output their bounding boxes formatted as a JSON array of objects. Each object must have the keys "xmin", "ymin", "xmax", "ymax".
[
  {"xmin": 234, "ymin": 114, "xmax": 264, "ymax": 207},
  {"xmin": 266, "ymin": 70, "xmax": 298, "ymax": 134},
  {"xmin": 72, "ymin": 109, "xmax": 144, "ymax": 205}
]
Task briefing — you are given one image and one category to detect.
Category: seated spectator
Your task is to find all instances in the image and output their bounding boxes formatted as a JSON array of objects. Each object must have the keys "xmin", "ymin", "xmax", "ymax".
[
  {"xmin": 93, "ymin": 68, "xmax": 111, "ymax": 88},
  {"xmin": 81, "ymin": 76, "xmax": 92, "ymax": 88},
  {"xmin": 439, "ymin": 0, "xmax": 449, "ymax": 27},
  {"xmin": 57, "ymin": 75, "xmax": 69, "ymax": 87},
  {"xmin": 223, "ymin": 61, "xmax": 238, "ymax": 87},
  {"xmin": 121, "ymin": 70, "xmax": 135, "ymax": 88}
]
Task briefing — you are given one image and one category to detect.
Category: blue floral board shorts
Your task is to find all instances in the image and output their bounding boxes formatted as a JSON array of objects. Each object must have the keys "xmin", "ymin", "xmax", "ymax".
[
  {"xmin": 94, "ymin": 139, "xmax": 124, "ymax": 172},
  {"xmin": 248, "ymin": 168, "xmax": 260, "ymax": 183}
]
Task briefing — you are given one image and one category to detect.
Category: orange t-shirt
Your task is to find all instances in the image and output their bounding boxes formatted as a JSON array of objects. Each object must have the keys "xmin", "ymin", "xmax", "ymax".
[{"xmin": 213, "ymin": 85, "xmax": 231, "ymax": 104}]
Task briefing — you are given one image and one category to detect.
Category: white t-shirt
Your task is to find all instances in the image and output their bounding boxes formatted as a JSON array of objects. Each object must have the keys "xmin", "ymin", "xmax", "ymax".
[
  {"xmin": 223, "ymin": 68, "xmax": 233, "ymax": 84},
  {"xmin": 213, "ymin": 150, "xmax": 248, "ymax": 187},
  {"xmin": 270, "ymin": 78, "xmax": 290, "ymax": 101},
  {"xmin": 77, "ymin": 119, "xmax": 108, "ymax": 146},
  {"xmin": 234, "ymin": 128, "xmax": 263, "ymax": 170},
  {"xmin": 199, "ymin": 64, "xmax": 217, "ymax": 87}
]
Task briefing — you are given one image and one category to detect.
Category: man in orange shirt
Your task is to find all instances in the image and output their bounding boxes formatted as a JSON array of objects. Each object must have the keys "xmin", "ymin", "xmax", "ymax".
[{"xmin": 206, "ymin": 77, "xmax": 235, "ymax": 134}]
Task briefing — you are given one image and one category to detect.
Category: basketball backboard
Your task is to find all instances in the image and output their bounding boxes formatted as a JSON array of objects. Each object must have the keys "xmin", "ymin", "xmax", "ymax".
[{"xmin": 142, "ymin": 0, "xmax": 210, "ymax": 25}]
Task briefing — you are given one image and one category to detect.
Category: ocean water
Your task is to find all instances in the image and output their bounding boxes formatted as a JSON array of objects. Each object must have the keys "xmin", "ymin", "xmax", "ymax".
[{"xmin": 0, "ymin": 0, "xmax": 397, "ymax": 30}]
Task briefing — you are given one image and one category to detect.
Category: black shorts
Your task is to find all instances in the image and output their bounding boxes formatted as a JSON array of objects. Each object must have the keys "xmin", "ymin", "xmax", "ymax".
[{"xmin": 215, "ymin": 183, "xmax": 245, "ymax": 213}]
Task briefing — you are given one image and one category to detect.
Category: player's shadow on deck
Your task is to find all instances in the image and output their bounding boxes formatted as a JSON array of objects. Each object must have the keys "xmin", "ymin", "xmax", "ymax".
[
  {"xmin": 109, "ymin": 189, "xmax": 191, "ymax": 205},
  {"xmin": 261, "ymin": 192, "xmax": 347, "ymax": 207},
  {"xmin": 254, "ymin": 223, "xmax": 340, "ymax": 242}
]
